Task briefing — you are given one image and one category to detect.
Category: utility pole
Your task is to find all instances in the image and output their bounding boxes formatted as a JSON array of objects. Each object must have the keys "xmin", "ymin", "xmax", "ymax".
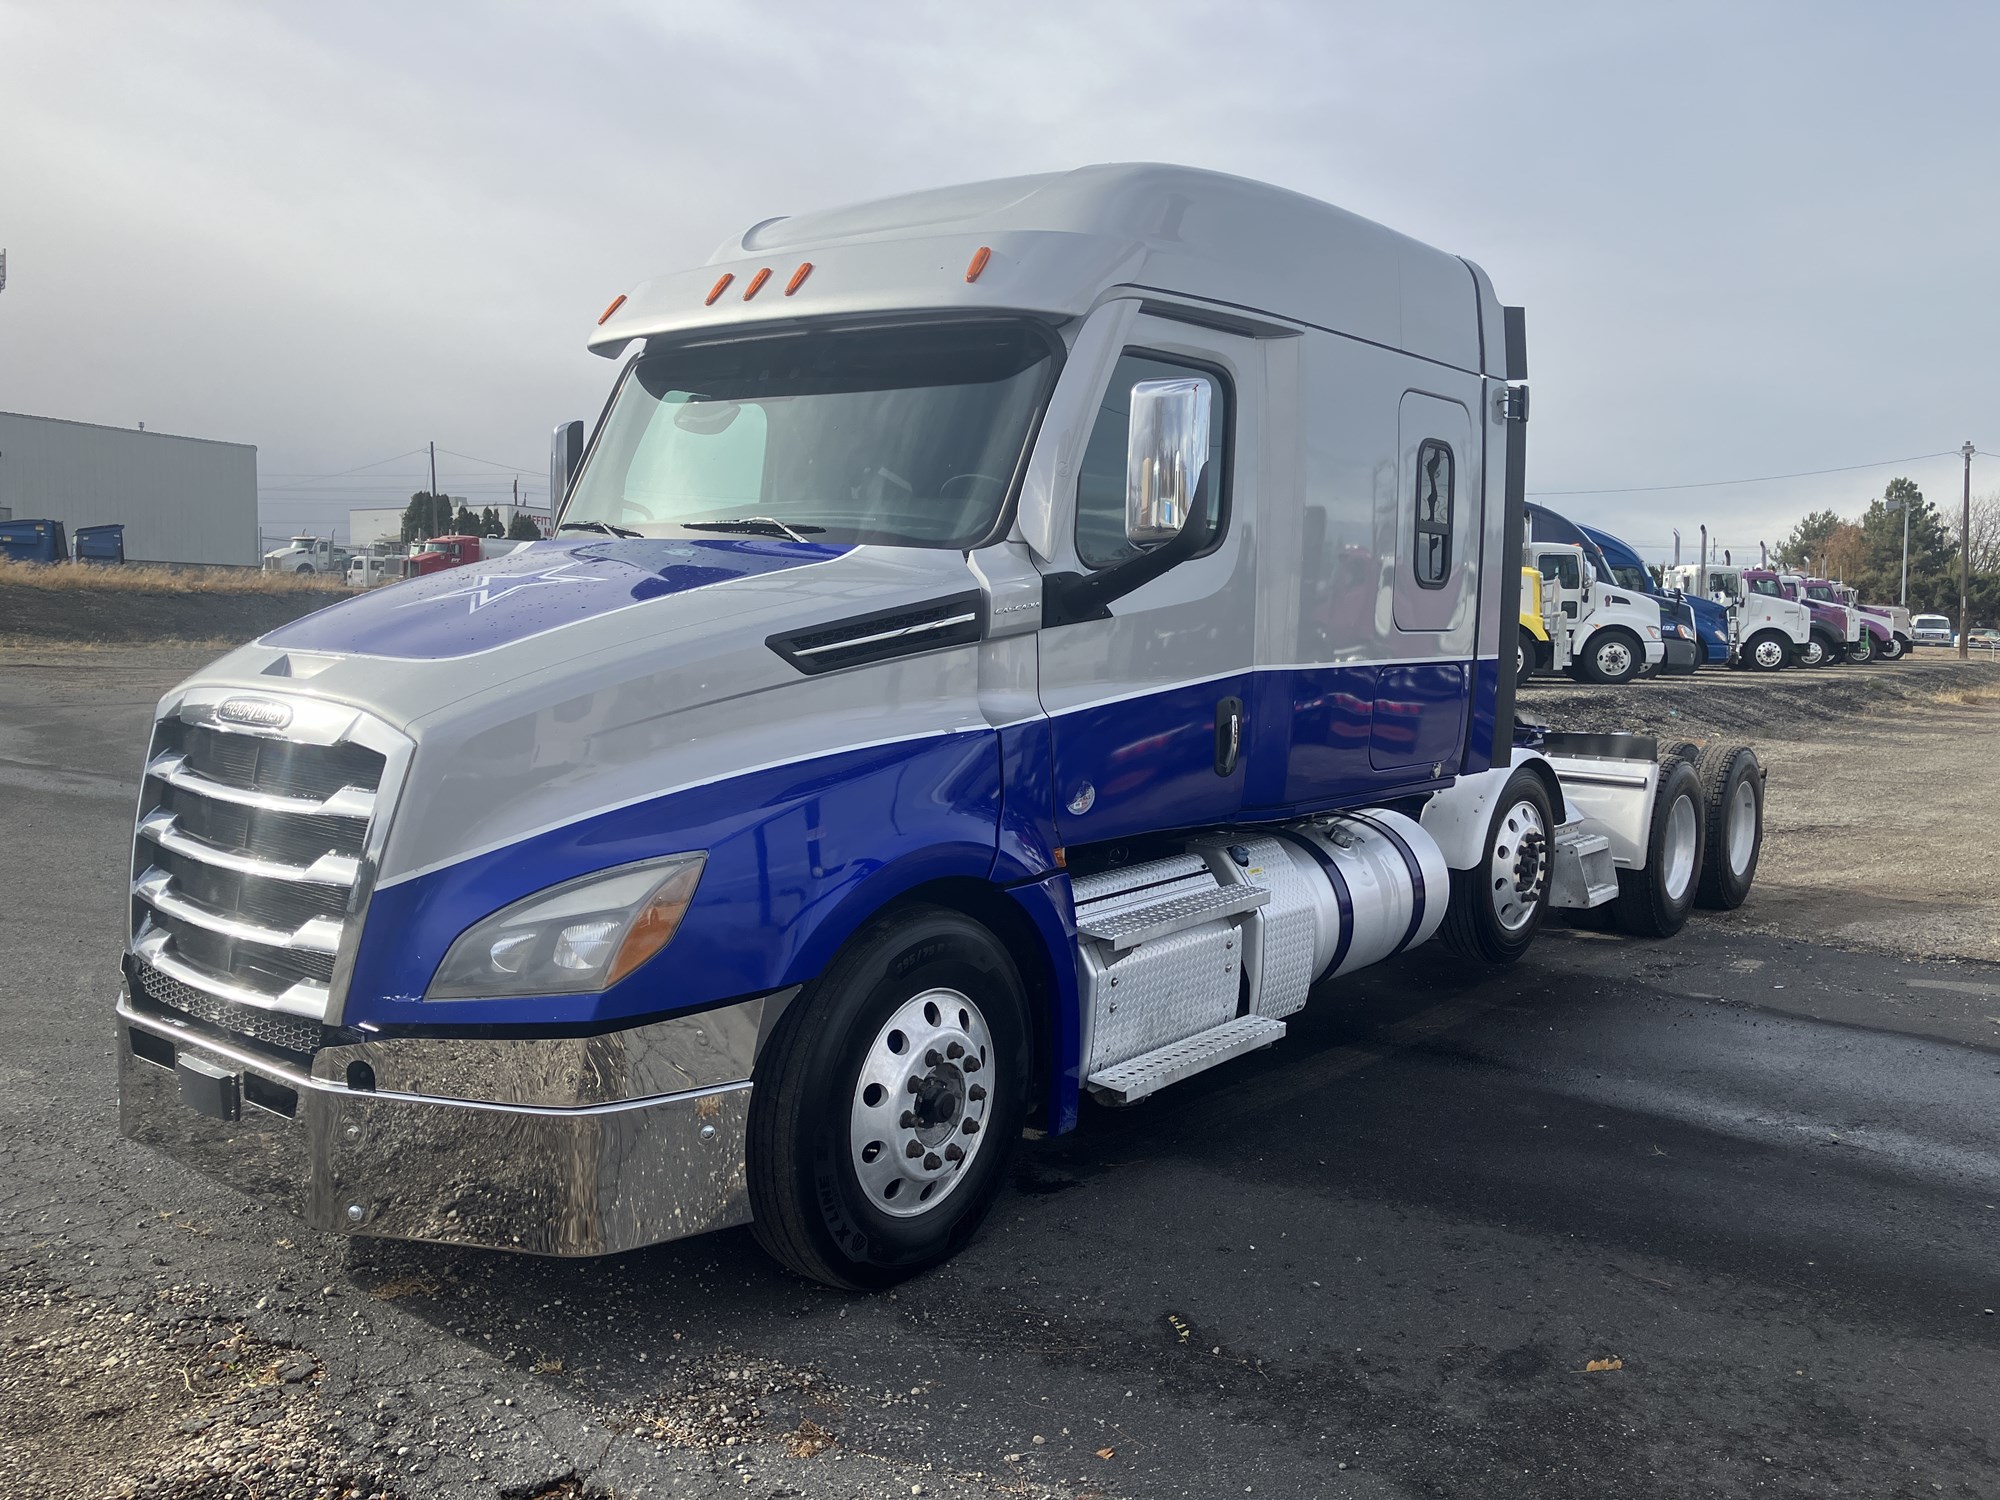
[
  {"xmin": 1960, "ymin": 442, "xmax": 1975, "ymax": 660},
  {"xmin": 1885, "ymin": 489, "xmax": 1911, "ymax": 606},
  {"xmin": 429, "ymin": 441, "xmax": 438, "ymax": 500}
]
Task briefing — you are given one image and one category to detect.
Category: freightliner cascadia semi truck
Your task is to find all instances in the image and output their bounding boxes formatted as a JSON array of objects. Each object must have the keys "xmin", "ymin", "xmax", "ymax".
[{"xmin": 117, "ymin": 165, "xmax": 1766, "ymax": 1288}]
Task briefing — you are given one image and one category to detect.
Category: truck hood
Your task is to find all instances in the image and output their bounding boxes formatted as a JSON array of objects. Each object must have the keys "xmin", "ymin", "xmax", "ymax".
[{"xmin": 187, "ymin": 536, "xmax": 997, "ymax": 884}]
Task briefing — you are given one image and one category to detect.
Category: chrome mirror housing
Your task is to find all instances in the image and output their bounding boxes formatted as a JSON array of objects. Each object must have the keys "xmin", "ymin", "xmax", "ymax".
[{"xmin": 1125, "ymin": 379, "xmax": 1210, "ymax": 546}]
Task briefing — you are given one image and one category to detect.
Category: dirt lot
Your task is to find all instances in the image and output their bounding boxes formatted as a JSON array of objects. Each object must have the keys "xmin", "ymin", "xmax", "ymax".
[
  {"xmin": 0, "ymin": 565, "xmax": 342, "ymax": 646},
  {"xmin": 1523, "ymin": 651, "xmax": 2000, "ymax": 963},
  {"xmin": 4, "ymin": 643, "xmax": 1999, "ymax": 1500}
]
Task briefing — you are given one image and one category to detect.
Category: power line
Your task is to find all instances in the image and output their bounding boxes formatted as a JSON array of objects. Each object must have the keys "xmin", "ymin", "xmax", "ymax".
[
  {"xmin": 434, "ymin": 446, "xmax": 540, "ymax": 473},
  {"xmin": 1528, "ymin": 450, "xmax": 1968, "ymax": 502},
  {"xmin": 254, "ymin": 449, "xmax": 428, "ymax": 481}
]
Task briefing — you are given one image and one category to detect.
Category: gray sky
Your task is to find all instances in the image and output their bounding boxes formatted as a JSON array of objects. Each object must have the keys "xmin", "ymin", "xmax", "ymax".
[{"xmin": 4, "ymin": 0, "xmax": 1998, "ymax": 560}]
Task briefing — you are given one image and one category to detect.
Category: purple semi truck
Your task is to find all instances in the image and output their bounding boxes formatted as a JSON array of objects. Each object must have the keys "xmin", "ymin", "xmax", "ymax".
[
  {"xmin": 1775, "ymin": 571, "xmax": 1866, "ymax": 666},
  {"xmin": 1840, "ymin": 584, "xmax": 1912, "ymax": 660},
  {"xmin": 1803, "ymin": 577, "xmax": 1892, "ymax": 663}
]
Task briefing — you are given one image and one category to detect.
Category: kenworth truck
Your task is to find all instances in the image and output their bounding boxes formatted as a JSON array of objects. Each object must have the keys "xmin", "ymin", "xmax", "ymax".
[
  {"xmin": 1581, "ymin": 523, "xmax": 1728, "ymax": 667},
  {"xmin": 1664, "ymin": 563, "xmax": 1812, "ymax": 670},
  {"xmin": 116, "ymin": 165, "xmax": 1767, "ymax": 1288},
  {"xmin": 1802, "ymin": 577, "xmax": 1890, "ymax": 663}
]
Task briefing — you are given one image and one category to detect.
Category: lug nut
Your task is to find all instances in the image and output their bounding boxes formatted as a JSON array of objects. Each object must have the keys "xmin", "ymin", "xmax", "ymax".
[
  {"xmin": 944, "ymin": 1143, "xmax": 964, "ymax": 1163},
  {"xmin": 906, "ymin": 1140, "xmax": 925, "ymax": 1159},
  {"xmin": 961, "ymin": 1119, "xmax": 980, "ymax": 1135},
  {"xmin": 924, "ymin": 1153, "xmax": 942, "ymax": 1170},
  {"xmin": 900, "ymin": 1110, "xmax": 916, "ymax": 1129},
  {"xmin": 925, "ymin": 1048, "xmax": 942, "ymax": 1067},
  {"xmin": 946, "ymin": 1041, "xmax": 964, "ymax": 1060},
  {"xmin": 908, "ymin": 1077, "xmax": 923, "ymax": 1093},
  {"xmin": 967, "ymin": 1084, "xmax": 986, "ymax": 1102},
  {"xmin": 961, "ymin": 1057, "xmax": 981, "ymax": 1073}
]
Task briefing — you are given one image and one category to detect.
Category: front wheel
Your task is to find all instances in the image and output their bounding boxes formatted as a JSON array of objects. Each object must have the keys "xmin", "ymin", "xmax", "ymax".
[
  {"xmin": 747, "ymin": 905, "xmax": 1029, "ymax": 1289},
  {"xmin": 1516, "ymin": 628, "xmax": 1541, "ymax": 685},
  {"xmin": 1441, "ymin": 767, "xmax": 1554, "ymax": 966},
  {"xmin": 1879, "ymin": 634, "xmax": 1908, "ymax": 661},
  {"xmin": 1741, "ymin": 631, "xmax": 1790, "ymax": 671},
  {"xmin": 1846, "ymin": 633, "xmax": 1875, "ymax": 664},
  {"xmin": 1580, "ymin": 628, "xmax": 1643, "ymax": 685}
]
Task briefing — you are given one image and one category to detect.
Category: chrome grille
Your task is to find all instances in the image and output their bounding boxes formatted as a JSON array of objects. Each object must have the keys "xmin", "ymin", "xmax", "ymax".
[{"xmin": 129, "ymin": 691, "xmax": 407, "ymax": 1043}]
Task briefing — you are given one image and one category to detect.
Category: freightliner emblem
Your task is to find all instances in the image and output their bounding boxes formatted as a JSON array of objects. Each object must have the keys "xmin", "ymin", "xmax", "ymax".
[{"xmin": 216, "ymin": 697, "xmax": 293, "ymax": 730}]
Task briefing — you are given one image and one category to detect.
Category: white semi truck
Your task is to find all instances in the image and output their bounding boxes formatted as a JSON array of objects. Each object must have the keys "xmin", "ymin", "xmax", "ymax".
[
  {"xmin": 1525, "ymin": 540, "xmax": 1666, "ymax": 684},
  {"xmin": 1662, "ymin": 563, "xmax": 1813, "ymax": 670},
  {"xmin": 116, "ymin": 165, "xmax": 1767, "ymax": 1288},
  {"xmin": 261, "ymin": 534, "xmax": 350, "ymax": 575}
]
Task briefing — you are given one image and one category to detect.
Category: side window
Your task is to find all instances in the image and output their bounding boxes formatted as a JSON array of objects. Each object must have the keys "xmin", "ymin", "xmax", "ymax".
[
  {"xmin": 1538, "ymin": 554, "xmax": 1580, "ymax": 591},
  {"xmin": 1076, "ymin": 351, "xmax": 1228, "ymax": 570},
  {"xmin": 1411, "ymin": 440, "xmax": 1454, "ymax": 588}
]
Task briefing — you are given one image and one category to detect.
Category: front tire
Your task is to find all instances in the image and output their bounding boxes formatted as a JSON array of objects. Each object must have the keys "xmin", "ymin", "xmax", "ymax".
[
  {"xmin": 1741, "ymin": 631, "xmax": 1790, "ymax": 671},
  {"xmin": 1882, "ymin": 634, "xmax": 1909, "ymax": 660},
  {"xmin": 1580, "ymin": 628, "xmax": 1643, "ymax": 685},
  {"xmin": 1614, "ymin": 760, "xmax": 1706, "ymax": 938},
  {"xmin": 1516, "ymin": 628, "xmax": 1540, "ymax": 685},
  {"xmin": 747, "ymin": 905, "xmax": 1029, "ymax": 1289},
  {"xmin": 1847, "ymin": 633, "xmax": 1875, "ymax": 664},
  {"xmin": 1441, "ymin": 767, "xmax": 1554, "ymax": 966}
]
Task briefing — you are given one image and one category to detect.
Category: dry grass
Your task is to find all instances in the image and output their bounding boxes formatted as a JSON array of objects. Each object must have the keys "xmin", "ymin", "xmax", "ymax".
[{"xmin": 0, "ymin": 557, "xmax": 346, "ymax": 595}]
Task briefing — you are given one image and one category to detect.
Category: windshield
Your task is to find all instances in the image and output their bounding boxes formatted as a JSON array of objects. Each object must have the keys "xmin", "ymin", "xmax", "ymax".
[
  {"xmin": 563, "ymin": 319, "xmax": 1059, "ymax": 549},
  {"xmin": 1805, "ymin": 584, "xmax": 1834, "ymax": 601},
  {"xmin": 1608, "ymin": 564, "xmax": 1654, "ymax": 594}
]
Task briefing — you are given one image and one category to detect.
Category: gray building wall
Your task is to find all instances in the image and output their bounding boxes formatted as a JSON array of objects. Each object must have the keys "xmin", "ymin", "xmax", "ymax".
[{"xmin": 0, "ymin": 411, "xmax": 258, "ymax": 566}]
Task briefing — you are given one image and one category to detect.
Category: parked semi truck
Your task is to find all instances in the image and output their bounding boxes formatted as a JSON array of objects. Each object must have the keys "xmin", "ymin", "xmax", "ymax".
[
  {"xmin": 263, "ymin": 535, "xmax": 350, "ymax": 576},
  {"xmin": 1662, "ymin": 562, "xmax": 1812, "ymax": 670},
  {"xmin": 1580, "ymin": 523, "xmax": 1729, "ymax": 667},
  {"xmin": 1801, "ymin": 577, "xmax": 1890, "ymax": 663},
  {"xmin": 1779, "ymin": 572, "xmax": 1866, "ymax": 666},
  {"xmin": 1525, "ymin": 504, "xmax": 1694, "ymax": 679},
  {"xmin": 1847, "ymin": 587, "xmax": 1912, "ymax": 659},
  {"xmin": 1524, "ymin": 539, "xmax": 1668, "ymax": 684},
  {"xmin": 115, "ymin": 165, "xmax": 1767, "ymax": 1288},
  {"xmin": 407, "ymin": 533, "xmax": 523, "ymax": 575}
]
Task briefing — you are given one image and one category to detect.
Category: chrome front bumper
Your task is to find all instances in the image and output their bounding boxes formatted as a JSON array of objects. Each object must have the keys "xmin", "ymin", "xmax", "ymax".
[{"xmin": 116, "ymin": 991, "xmax": 787, "ymax": 1256}]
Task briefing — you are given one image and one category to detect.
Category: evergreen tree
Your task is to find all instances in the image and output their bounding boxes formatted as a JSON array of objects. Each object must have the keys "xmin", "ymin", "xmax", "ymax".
[{"xmin": 506, "ymin": 512, "xmax": 542, "ymax": 541}]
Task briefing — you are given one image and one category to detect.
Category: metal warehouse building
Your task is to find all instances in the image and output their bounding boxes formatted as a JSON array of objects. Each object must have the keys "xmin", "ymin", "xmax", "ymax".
[{"xmin": 0, "ymin": 411, "xmax": 258, "ymax": 566}]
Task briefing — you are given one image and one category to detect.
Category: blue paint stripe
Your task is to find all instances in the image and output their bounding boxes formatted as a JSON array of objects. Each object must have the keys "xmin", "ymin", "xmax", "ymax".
[
  {"xmin": 1341, "ymin": 812, "xmax": 1427, "ymax": 954},
  {"xmin": 1270, "ymin": 829, "xmax": 1353, "ymax": 978}
]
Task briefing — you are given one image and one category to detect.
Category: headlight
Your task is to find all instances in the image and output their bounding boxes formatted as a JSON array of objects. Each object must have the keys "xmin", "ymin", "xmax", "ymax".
[
  {"xmin": 1646, "ymin": 626, "xmax": 1661, "ymax": 639},
  {"xmin": 427, "ymin": 854, "xmax": 706, "ymax": 999}
]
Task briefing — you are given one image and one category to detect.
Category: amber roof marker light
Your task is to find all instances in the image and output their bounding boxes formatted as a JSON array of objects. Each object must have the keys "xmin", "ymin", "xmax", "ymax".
[
  {"xmin": 785, "ymin": 262, "xmax": 813, "ymax": 296},
  {"xmin": 704, "ymin": 273, "xmax": 734, "ymax": 306},
  {"xmin": 965, "ymin": 246, "xmax": 992, "ymax": 283},
  {"xmin": 742, "ymin": 267, "xmax": 773, "ymax": 300},
  {"xmin": 596, "ymin": 294, "xmax": 627, "ymax": 325}
]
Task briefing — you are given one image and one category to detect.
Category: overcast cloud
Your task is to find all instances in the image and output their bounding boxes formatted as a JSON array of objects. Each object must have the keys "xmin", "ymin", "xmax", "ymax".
[{"xmin": 3, "ymin": 0, "xmax": 1997, "ymax": 559}]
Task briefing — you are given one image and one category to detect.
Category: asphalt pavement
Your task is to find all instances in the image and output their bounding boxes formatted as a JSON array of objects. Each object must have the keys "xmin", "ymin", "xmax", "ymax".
[{"xmin": 2, "ymin": 649, "xmax": 1997, "ymax": 1500}]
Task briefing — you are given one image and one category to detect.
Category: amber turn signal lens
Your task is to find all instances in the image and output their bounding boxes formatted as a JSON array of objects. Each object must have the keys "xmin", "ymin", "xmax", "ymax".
[
  {"xmin": 607, "ymin": 859, "xmax": 706, "ymax": 986},
  {"xmin": 597, "ymin": 294, "xmax": 627, "ymax": 325},
  {"xmin": 742, "ymin": 267, "xmax": 772, "ymax": 300},
  {"xmin": 704, "ymin": 273, "xmax": 734, "ymax": 306},
  {"xmin": 965, "ymin": 246, "xmax": 991, "ymax": 283},
  {"xmin": 785, "ymin": 262, "xmax": 813, "ymax": 296}
]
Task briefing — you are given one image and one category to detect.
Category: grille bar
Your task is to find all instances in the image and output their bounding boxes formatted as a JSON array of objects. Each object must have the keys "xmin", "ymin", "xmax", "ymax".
[
  {"xmin": 134, "ymin": 867, "xmax": 344, "ymax": 954},
  {"xmin": 130, "ymin": 957, "xmax": 324, "ymax": 1056},
  {"xmin": 133, "ymin": 926, "xmax": 328, "ymax": 1018},
  {"xmin": 137, "ymin": 809, "xmax": 362, "ymax": 886},
  {"xmin": 146, "ymin": 751, "xmax": 377, "ymax": 820}
]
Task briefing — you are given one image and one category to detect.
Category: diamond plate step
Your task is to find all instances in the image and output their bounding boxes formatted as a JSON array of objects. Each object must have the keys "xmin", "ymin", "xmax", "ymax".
[
  {"xmin": 1075, "ymin": 884, "xmax": 1269, "ymax": 951},
  {"xmin": 1085, "ymin": 1015, "xmax": 1287, "ymax": 1104},
  {"xmin": 1550, "ymin": 822, "xmax": 1619, "ymax": 909}
]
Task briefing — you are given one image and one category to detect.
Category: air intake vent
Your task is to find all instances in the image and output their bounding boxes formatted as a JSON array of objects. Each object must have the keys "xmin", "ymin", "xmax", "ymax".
[{"xmin": 768, "ymin": 590, "xmax": 984, "ymax": 676}]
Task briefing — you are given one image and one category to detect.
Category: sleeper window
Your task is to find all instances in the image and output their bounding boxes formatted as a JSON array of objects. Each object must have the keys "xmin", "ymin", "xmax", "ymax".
[
  {"xmin": 1075, "ymin": 352, "xmax": 1227, "ymax": 570},
  {"xmin": 1412, "ymin": 440, "xmax": 1453, "ymax": 588}
]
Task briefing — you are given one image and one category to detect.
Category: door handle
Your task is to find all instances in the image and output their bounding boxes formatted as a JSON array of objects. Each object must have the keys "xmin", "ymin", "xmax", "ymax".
[{"xmin": 1214, "ymin": 696, "xmax": 1243, "ymax": 777}]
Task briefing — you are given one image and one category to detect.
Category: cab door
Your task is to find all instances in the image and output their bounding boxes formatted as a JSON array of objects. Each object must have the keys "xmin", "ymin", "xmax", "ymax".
[{"xmin": 1033, "ymin": 313, "xmax": 1260, "ymax": 847}]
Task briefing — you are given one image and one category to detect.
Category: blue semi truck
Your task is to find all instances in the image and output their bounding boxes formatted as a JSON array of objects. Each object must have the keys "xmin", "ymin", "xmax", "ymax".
[{"xmin": 1580, "ymin": 524, "xmax": 1730, "ymax": 667}]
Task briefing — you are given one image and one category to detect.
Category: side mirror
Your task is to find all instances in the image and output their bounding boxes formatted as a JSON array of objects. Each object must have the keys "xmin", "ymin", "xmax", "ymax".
[
  {"xmin": 550, "ymin": 420, "xmax": 585, "ymax": 509},
  {"xmin": 1125, "ymin": 379, "xmax": 1210, "ymax": 545}
]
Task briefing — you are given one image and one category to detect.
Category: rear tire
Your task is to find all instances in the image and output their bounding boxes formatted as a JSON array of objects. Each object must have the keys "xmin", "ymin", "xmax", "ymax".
[
  {"xmin": 1693, "ymin": 744, "xmax": 1763, "ymax": 910},
  {"xmin": 1580, "ymin": 628, "xmax": 1643, "ymax": 685},
  {"xmin": 1442, "ymin": 768, "xmax": 1554, "ymax": 966},
  {"xmin": 1613, "ymin": 760, "xmax": 1706, "ymax": 938},
  {"xmin": 746, "ymin": 905, "xmax": 1029, "ymax": 1289},
  {"xmin": 1741, "ymin": 631, "xmax": 1790, "ymax": 672}
]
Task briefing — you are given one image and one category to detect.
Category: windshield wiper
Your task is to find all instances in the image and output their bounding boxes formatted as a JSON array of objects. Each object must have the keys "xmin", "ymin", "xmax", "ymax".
[
  {"xmin": 681, "ymin": 517, "xmax": 825, "ymax": 543},
  {"xmin": 557, "ymin": 520, "xmax": 642, "ymax": 539}
]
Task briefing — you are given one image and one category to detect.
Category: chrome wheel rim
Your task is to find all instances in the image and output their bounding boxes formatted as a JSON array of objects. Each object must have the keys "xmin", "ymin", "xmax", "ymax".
[
  {"xmin": 1727, "ymin": 777, "xmax": 1757, "ymax": 876},
  {"xmin": 1489, "ymin": 797, "xmax": 1549, "ymax": 933},
  {"xmin": 1596, "ymin": 640, "xmax": 1633, "ymax": 678},
  {"xmin": 849, "ymin": 988, "xmax": 993, "ymax": 1219},
  {"xmin": 1800, "ymin": 639, "xmax": 1824, "ymax": 666},
  {"xmin": 1753, "ymin": 639, "xmax": 1785, "ymax": 668},
  {"xmin": 1663, "ymin": 794, "xmax": 1698, "ymax": 900}
]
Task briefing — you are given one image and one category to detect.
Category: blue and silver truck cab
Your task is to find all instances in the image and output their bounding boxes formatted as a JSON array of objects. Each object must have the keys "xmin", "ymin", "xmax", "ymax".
[
  {"xmin": 1579, "ymin": 523, "xmax": 1728, "ymax": 667},
  {"xmin": 116, "ymin": 166, "xmax": 1766, "ymax": 1287}
]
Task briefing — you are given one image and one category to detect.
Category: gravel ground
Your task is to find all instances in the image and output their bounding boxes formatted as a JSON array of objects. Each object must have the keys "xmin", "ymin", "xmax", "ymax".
[
  {"xmin": 1523, "ymin": 651, "xmax": 2000, "ymax": 962},
  {"xmin": 4, "ymin": 643, "xmax": 1999, "ymax": 1500}
]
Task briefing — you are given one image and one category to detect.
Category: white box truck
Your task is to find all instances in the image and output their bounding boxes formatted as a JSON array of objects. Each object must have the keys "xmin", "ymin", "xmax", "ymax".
[{"xmin": 117, "ymin": 165, "xmax": 1766, "ymax": 1288}]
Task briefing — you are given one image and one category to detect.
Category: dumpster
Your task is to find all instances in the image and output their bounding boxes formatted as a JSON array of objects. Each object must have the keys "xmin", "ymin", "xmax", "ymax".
[
  {"xmin": 73, "ymin": 523, "xmax": 126, "ymax": 564},
  {"xmin": 0, "ymin": 519, "xmax": 70, "ymax": 563}
]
